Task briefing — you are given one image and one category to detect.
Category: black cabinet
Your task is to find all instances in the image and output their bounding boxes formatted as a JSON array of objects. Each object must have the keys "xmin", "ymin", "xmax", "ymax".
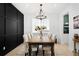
[
  {"xmin": 0, "ymin": 4, "xmax": 4, "ymax": 17},
  {"xmin": 0, "ymin": 3, "xmax": 24, "ymax": 55},
  {"xmin": 17, "ymin": 11, "xmax": 24, "ymax": 45},
  {"xmin": 0, "ymin": 36, "xmax": 4, "ymax": 55},
  {"xmin": 6, "ymin": 18, "xmax": 17, "ymax": 35},
  {"xmin": 17, "ymin": 34, "xmax": 23, "ymax": 45},
  {"xmin": 0, "ymin": 4, "xmax": 4, "ymax": 55},
  {"xmin": 6, "ymin": 4, "xmax": 17, "ymax": 20},
  {"xmin": 5, "ymin": 35, "xmax": 17, "ymax": 54},
  {"xmin": 0, "ymin": 17, "xmax": 4, "ymax": 36},
  {"xmin": 18, "ymin": 11, "xmax": 24, "ymax": 35}
]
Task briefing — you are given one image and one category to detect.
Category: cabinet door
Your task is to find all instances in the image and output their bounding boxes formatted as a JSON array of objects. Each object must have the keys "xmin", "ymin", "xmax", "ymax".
[
  {"xmin": 6, "ymin": 4, "xmax": 17, "ymax": 35},
  {"xmin": 17, "ymin": 34, "xmax": 23, "ymax": 45},
  {"xmin": 5, "ymin": 4, "xmax": 18, "ymax": 53},
  {"xmin": 5, "ymin": 18, "xmax": 17, "ymax": 53},
  {"xmin": 18, "ymin": 11, "xmax": 24, "ymax": 35},
  {"xmin": 17, "ymin": 11, "xmax": 24, "ymax": 44},
  {"xmin": 0, "ymin": 4, "xmax": 4, "ymax": 36},
  {"xmin": 0, "ymin": 36, "xmax": 4, "ymax": 56},
  {"xmin": 0, "ymin": 3, "xmax": 4, "ymax": 17},
  {"xmin": 0, "ymin": 17, "xmax": 4, "ymax": 56},
  {"xmin": 6, "ymin": 18, "xmax": 17, "ymax": 35},
  {"xmin": 5, "ymin": 35, "xmax": 17, "ymax": 54},
  {"xmin": 0, "ymin": 17, "xmax": 4, "ymax": 55},
  {"xmin": 6, "ymin": 4, "xmax": 17, "ymax": 20},
  {"xmin": 0, "ymin": 3, "xmax": 4, "ymax": 55},
  {"xmin": 0, "ymin": 17, "xmax": 4, "ymax": 36}
]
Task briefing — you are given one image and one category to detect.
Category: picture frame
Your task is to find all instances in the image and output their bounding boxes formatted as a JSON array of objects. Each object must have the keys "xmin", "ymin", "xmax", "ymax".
[{"xmin": 73, "ymin": 15, "xmax": 79, "ymax": 29}]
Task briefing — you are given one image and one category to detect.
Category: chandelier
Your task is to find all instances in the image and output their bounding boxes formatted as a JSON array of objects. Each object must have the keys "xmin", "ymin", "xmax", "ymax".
[{"xmin": 35, "ymin": 4, "xmax": 47, "ymax": 20}]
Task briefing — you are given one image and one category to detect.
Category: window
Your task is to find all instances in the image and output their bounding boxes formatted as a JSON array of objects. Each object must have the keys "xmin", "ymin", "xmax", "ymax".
[
  {"xmin": 32, "ymin": 19, "xmax": 49, "ymax": 33},
  {"xmin": 63, "ymin": 14, "xmax": 69, "ymax": 34}
]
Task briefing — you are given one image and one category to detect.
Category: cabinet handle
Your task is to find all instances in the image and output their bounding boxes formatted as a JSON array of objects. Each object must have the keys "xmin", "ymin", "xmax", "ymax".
[{"xmin": 3, "ymin": 46, "xmax": 6, "ymax": 50}]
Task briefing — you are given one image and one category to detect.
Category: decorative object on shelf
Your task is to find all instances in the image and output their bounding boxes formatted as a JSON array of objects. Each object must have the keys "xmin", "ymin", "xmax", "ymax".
[
  {"xmin": 73, "ymin": 15, "xmax": 79, "ymax": 29},
  {"xmin": 35, "ymin": 4, "xmax": 47, "ymax": 39}
]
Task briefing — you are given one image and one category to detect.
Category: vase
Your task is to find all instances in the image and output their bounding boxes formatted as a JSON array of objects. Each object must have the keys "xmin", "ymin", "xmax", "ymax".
[{"xmin": 40, "ymin": 30, "xmax": 43, "ymax": 39}]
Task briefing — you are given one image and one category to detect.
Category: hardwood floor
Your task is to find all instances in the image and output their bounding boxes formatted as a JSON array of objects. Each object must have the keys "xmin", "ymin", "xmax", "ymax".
[{"xmin": 5, "ymin": 43, "xmax": 77, "ymax": 56}]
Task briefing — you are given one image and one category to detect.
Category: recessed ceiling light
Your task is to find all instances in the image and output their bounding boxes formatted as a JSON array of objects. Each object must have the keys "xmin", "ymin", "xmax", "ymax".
[
  {"xmin": 53, "ymin": 4, "xmax": 57, "ymax": 7},
  {"xmin": 25, "ymin": 4, "xmax": 30, "ymax": 7}
]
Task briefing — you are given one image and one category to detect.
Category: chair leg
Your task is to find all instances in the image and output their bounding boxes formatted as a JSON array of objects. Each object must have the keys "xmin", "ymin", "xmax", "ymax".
[
  {"xmin": 36, "ymin": 46, "xmax": 39, "ymax": 56},
  {"xmin": 25, "ymin": 53, "xmax": 26, "ymax": 56},
  {"xmin": 35, "ymin": 51, "xmax": 38, "ymax": 56},
  {"xmin": 43, "ymin": 50, "xmax": 45, "ymax": 56},
  {"xmin": 25, "ymin": 53, "xmax": 28, "ymax": 56}
]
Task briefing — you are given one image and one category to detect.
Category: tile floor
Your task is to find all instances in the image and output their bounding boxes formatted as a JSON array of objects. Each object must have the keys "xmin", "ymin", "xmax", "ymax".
[{"xmin": 5, "ymin": 43, "xmax": 78, "ymax": 56}]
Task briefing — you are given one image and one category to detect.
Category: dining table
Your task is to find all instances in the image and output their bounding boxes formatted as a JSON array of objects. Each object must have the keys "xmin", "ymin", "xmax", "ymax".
[{"xmin": 27, "ymin": 36, "xmax": 55, "ymax": 56}]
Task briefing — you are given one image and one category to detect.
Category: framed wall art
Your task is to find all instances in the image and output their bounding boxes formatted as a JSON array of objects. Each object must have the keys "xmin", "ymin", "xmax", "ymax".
[{"xmin": 73, "ymin": 15, "xmax": 79, "ymax": 29}]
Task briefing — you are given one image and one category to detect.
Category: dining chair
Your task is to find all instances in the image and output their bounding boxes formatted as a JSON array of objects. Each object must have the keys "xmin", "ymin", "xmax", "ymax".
[
  {"xmin": 27, "ymin": 33, "xmax": 38, "ymax": 56},
  {"xmin": 23, "ymin": 34, "xmax": 29, "ymax": 56},
  {"xmin": 42, "ymin": 34, "xmax": 55, "ymax": 56}
]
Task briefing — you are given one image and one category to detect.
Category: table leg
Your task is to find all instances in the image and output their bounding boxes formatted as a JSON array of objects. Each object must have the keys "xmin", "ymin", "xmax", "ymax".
[
  {"xmin": 29, "ymin": 44, "xmax": 31, "ymax": 56},
  {"xmin": 51, "ymin": 45, "xmax": 55, "ymax": 56},
  {"xmin": 36, "ymin": 46, "xmax": 39, "ymax": 56},
  {"xmin": 74, "ymin": 42, "xmax": 76, "ymax": 53}
]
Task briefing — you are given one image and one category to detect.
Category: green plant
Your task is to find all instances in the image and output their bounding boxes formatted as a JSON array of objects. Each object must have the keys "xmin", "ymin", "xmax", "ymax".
[{"xmin": 35, "ymin": 25, "xmax": 47, "ymax": 31}]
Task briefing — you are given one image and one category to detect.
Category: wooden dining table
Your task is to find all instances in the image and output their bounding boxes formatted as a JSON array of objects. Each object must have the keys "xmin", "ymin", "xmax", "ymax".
[{"xmin": 27, "ymin": 37, "xmax": 55, "ymax": 56}]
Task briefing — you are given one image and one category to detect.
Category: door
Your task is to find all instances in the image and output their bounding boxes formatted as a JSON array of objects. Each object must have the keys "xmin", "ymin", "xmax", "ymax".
[
  {"xmin": 0, "ymin": 17, "xmax": 4, "ymax": 55},
  {"xmin": 18, "ymin": 11, "xmax": 24, "ymax": 35},
  {"xmin": 0, "ymin": 3, "xmax": 4, "ymax": 56},
  {"xmin": 5, "ymin": 4, "xmax": 18, "ymax": 53},
  {"xmin": 17, "ymin": 11, "xmax": 24, "ymax": 45}
]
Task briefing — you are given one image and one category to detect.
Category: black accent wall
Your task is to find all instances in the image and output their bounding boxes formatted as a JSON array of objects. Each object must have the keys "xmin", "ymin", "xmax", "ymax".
[{"xmin": 0, "ymin": 3, "xmax": 24, "ymax": 56}]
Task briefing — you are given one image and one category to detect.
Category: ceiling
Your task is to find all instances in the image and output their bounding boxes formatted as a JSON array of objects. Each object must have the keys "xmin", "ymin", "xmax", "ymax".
[
  {"xmin": 12, "ymin": 3, "xmax": 79, "ymax": 16},
  {"xmin": 12, "ymin": 3, "xmax": 72, "ymax": 15}
]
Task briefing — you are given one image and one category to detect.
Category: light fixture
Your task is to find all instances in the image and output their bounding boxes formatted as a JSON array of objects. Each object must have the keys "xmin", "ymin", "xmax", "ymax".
[{"xmin": 35, "ymin": 4, "xmax": 47, "ymax": 20}]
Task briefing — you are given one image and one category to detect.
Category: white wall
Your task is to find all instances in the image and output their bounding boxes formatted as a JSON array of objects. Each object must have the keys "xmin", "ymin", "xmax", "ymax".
[
  {"xmin": 24, "ymin": 13, "xmax": 32, "ymax": 34},
  {"xmin": 49, "ymin": 14, "xmax": 61, "ymax": 43},
  {"xmin": 59, "ymin": 7, "xmax": 70, "ymax": 45},
  {"xmin": 59, "ymin": 4, "xmax": 79, "ymax": 51},
  {"xmin": 69, "ymin": 4, "xmax": 79, "ymax": 51}
]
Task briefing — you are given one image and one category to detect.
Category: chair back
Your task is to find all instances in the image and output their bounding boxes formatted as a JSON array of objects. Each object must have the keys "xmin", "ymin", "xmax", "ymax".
[
  {"xmin": 23, "ymin": 34, "xmax": 28, "ymax": 43},
  {"xmin": 27, "ymin": 33, "xmax": 33, "ymax": 40},
  {"xmin": 48, "ymin": 33, "xmax": 52, "ymax": 39}
]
